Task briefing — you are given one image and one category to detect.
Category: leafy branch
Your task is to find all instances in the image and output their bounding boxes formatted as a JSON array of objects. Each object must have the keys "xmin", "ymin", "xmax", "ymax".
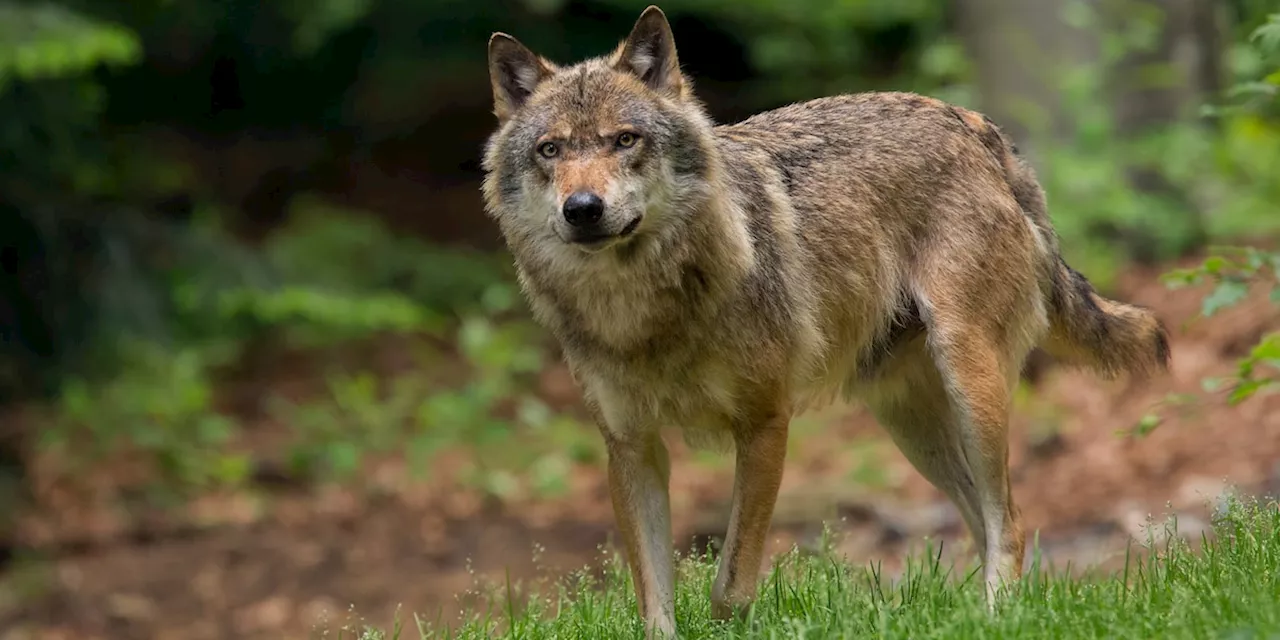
[{"xmin": 1128, "ymin": 14, "xmax": 1280, "ymax": 437}]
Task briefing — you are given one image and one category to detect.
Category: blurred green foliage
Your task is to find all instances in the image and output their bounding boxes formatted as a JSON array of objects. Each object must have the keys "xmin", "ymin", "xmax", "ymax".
[
  {"xmin": 1026, "ymin": 3, "xmax": 1280, "ymax": 280},
  {"xmin": 1171, "ymin": 13, "xmax": 1280, "ymax": 405},
  {"xmin": 29, "ymin": 198, "xmax": 590, "ymax": 502},
  {"xmin": 261, "ymin": 198, "xmax": 513, "ymax": 318},
  {"xmin": 42, "ymin": 340, "xmax": 245, "ymax": 494},
  {"xmin": 0, "ymin": 3, "xmax": 138, "ymax": 84},
  {"xmin": 598, "ymin": 0, "xmax": 967, "ymax": 105},
  {"xmin": 1160, "ymin": 243, "xmax": 1280, "ymax": 407},
  {"xmin": 1131, "ymin": 13, "xmax": 1280, "ymax": 438}
]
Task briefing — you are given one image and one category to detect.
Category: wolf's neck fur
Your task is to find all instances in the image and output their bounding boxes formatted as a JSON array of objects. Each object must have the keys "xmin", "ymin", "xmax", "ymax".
[{"xmin": 516, "ymin": 150, "xmax": 756, "ymax": 355}]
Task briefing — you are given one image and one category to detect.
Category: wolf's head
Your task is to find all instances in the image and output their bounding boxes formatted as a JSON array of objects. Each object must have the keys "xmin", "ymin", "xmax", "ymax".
[{"xmin": 481, "ymin": 6, "xmax": 716, "ymax": 257}]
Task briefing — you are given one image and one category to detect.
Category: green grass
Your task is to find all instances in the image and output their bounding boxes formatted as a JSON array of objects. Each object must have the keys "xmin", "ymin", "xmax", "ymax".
[{"xmin": 333, "ymin": 496, "xmax": 1280, "ymax": 639}]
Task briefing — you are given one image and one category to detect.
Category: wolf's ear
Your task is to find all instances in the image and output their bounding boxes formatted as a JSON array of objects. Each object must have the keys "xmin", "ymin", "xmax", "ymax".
[
  {"xmin": 488, "ymin": 33, "xmax": 553, "ymax": 122},
  {"xmin": 614, "ymin": 6, "xmax": 683, "ymax": 96}
]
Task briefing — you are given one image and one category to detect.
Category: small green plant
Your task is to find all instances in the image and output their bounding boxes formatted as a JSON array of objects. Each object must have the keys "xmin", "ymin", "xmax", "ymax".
[
  {"xmin": 39, "ymin": 339, "xmax": 249, "ymax": 496},
  {"xmin": 260, "ymin": 281, "xmax": 596, "ymax": 499},
  {"xmin": 270, "ymin": 370, "xmax": 428, "ymax": 481},
  {"xmin": 265, "ymin": 197, "xmax": 516, "ymax": 318},
  {"xmin": 407, "ymin": 306, "xmax": 587, "ymax": 500},
  {"xmin": 1162, "ymin": 246, "xmax": 1280, "ymax": 405},
  {"xmin": 1130, "ymin": 14, "xmax": 1280, "ymax": 438}
]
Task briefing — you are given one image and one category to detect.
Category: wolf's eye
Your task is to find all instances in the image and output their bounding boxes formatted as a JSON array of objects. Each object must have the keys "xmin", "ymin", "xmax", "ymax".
[
  {"xmin": 537, "ymin": 142, "xmax": 559, "ymax": 159},
  {"xmin": 616, "ymin": 132, "xmax": 639, "ymax": 148}
]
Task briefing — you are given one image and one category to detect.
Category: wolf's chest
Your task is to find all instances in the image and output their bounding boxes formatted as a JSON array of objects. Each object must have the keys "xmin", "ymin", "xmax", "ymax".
[{"xmin": 578, "ymin": 348, "xmax": 742, "ymax": 437}]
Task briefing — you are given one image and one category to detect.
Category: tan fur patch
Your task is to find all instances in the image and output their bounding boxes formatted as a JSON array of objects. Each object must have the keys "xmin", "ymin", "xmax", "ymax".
[
  {"xmin": 955, "ymin": 107, "xmax": 989, "ymax": 133},
  {"xmin": 554, "ymin": 156, "xmax": 621, "ymax": 200}
]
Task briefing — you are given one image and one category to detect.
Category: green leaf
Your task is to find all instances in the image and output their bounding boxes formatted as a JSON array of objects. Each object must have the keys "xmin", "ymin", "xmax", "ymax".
[
  {"xmin": 530, "ymin": 454, "xmax": 571, "ymax": 497},
  {"xmin": 1202, "ymin": 256, "xmax": 1228, "ymax": 274},
  {"xmin": 518, "ymin": 397, "xmax": 553, "ymax": 429},
  {"xmin": 287, "ymin": 447, "xmax": 320, "ymax": 477},
  {"xmin": 481, "ymin": 284, "xmax": 518, "ymax": 314},
  {"xmin": 1245, "ymin": 249, "xmax": 1267, "ymax": 271},
  {"xmin": 483, "ymin": 470, "xmax": 520, "ymax": 500},
  {"xmin": 215, "ymin": 454, "xmax": 252, "ymax": 485},
  {"xmin": 328, "ymin": 442, "xmax": 362, "ymax": 477},
  {"xmin": 1130, "ymin": 413, "xmax": 1162, "ymax": 438},
  {"xmin": 1250, "ymin": 15, "xmax": 1280, "ymax": 53},
  {"xmin": 1250, "ymin": 336, "xmax": 1280, "ymax": 363},
  {"xmin": 1202, "ymin": 280, "xmax": 1249, "ymax": 317},
  {"xmin": 196, "ymin": 416, "xmax": 235, "ymax": 445},
  {"xmin": 1160, "ymin": 268, "xmax": 1202, "ymax": 288},
  {"xmin": 459, "ymin": 317, "xmax": 495, "ymax": 360},
  {"xmin": 1228, "ymin": 379, "xmax": 1274, "ymax": 406}
]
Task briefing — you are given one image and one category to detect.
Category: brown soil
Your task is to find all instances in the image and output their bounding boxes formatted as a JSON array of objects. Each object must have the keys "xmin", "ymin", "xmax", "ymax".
[{"xmin": 2, "ymin": 257, "xmax": 1278, "ymax": 640}]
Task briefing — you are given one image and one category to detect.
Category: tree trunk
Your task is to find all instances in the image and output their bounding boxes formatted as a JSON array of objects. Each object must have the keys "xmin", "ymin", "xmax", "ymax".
[
  {"xmin": 957, "ymin": 0, "xmax": 1225, "ymax": 263},
  {"xmin": 1105, "ymin": 0, "xmax": 1224, "ymax": 260},
  {"xmin": 954, "ymin": 0, "xmax": 1099, "ymax": 160}
]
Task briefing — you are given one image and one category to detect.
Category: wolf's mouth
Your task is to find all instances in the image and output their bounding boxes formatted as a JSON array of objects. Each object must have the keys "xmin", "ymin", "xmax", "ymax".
[
  {"xmin": 618, "ymin": 216, "xmax": 641, "ymax": 237},
  {"xmin": 570, "ymin": 216, "xmax": 642, "ymax": 249}
]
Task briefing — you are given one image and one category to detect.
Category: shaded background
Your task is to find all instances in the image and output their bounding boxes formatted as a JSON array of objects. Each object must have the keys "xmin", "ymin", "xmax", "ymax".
[{"xmin": 1, "ymin": 0, "xmax": 1279, "ymax": 637}]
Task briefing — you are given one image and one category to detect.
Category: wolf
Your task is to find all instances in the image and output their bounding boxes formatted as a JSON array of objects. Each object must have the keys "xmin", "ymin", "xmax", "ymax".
[{"xmin": 480, "ymin": 6, "xmax": 1170, "ymax": 636}]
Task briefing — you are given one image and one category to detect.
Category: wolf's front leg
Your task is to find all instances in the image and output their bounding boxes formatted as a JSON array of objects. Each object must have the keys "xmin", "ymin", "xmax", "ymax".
[
  {"xmin": 711, "ymin": 404, "xmax": 790, "ymax": 620},
  {"xmin": 603, "ymin": 429, "xmax": 677, "ymax": 637}
]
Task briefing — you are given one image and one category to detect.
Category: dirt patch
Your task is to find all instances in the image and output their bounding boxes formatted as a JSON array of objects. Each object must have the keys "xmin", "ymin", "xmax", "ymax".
[{"xmin": 2, "ymin": 257, "xmax": 1279, "ymax": 639}]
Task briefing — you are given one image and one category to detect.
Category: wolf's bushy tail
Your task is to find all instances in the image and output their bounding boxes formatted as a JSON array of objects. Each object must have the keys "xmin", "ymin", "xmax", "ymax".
[{"xmin": 1041, "ymin": 258, "xmax": 1170, "ymax": 377}]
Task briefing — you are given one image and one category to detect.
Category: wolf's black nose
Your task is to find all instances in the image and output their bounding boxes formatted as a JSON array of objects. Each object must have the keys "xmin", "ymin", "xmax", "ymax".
[{"xmin": 563, "ymin": 192, "xmax": 605, "ymax": 227}]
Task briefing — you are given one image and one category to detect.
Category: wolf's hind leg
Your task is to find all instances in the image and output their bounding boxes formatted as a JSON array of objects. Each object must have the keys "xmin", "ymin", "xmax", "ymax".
[
  {"xmin": 865, "ymin": 326, "xmax": 1025, "ymax": 606},
  {"xmin": 861, "ymin": 335, "xmax": 991, "ymax": 578},
  {"xmin": 912, "ymin": 252, "xmax": 1041, "ymax": 605},
  {"xmin": 924, "ymin": 325, "xmax": 1026, "ymax": 605}
]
